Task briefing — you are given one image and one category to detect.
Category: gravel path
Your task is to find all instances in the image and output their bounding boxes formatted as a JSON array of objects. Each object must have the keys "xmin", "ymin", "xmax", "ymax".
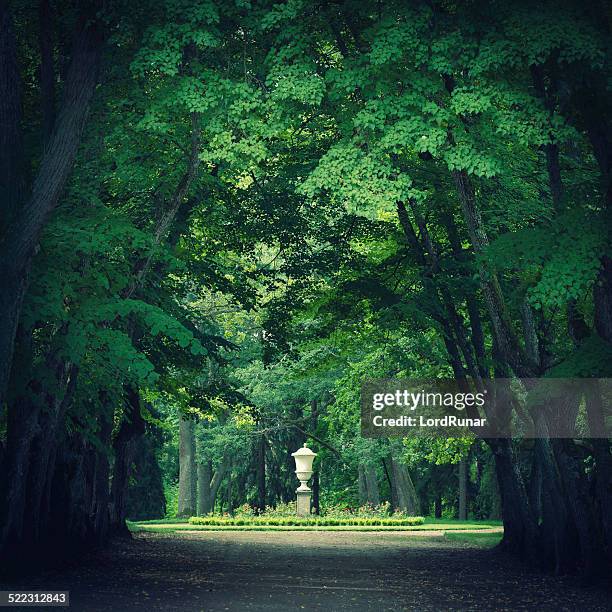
[{"xmin": 1, "ymin": 531, "xmax": 610, "ymax": 611}]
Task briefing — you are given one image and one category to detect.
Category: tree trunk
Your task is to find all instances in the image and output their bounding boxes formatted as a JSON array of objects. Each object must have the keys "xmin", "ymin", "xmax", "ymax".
[
  {"xmin": 584, "ymin": 382, "xmax": 612, "ymax": 566},
  {"xmin": 196, "ymin": 455, "xmax": 229, "ymax": 515},
  {"xmin": 197, "ymin": 460, "xmax": 213, "ymax": 515},
  {"xmin": 256, "ymin": 434, "xmax": 266, "ymax": 512},
  {"xmin": 24, "ymin": 362, "xmax": 78, "ymax": 546},
  {"xmin": 452, "ymin": 170, "xmax": 531, "ymax": 378},
  {"xmin": 362, "ymin": 464, "xmax": 380, "ymax": 506},
  {"xmin": 552, "ymin": 439, "xmax": 606, "ymax": 578},
  {"xmin": 226, "ymin": 466, "xmax": 234, "ymax": 514},
  {"xmin": 210, "ymin": 454, "xmax": 229, "ymax": 510},
  {"xmin": 358, "ymin": 465, "xmax": 367, "ymax": 505},
  {"xmin": 594, "ymin": 256, "xmax": 612, "ymax": 343},
  {"xmin": 310, "ymin": 399, "xmax": 320, "ymax": 514},
  {"xmin": 109, "ymin": 386, "xmax": 145, "ymax": 535},
  {"xmin": 0, "ymin": 396, "xmax": 41, "ymax": 557},
  {"xmin": 532, "ymin": 415, "xmax": 577, "ymax": 573},
  {"xmin": 178, "ymin": 416, "xmax": 196, "ymax": 518},
  {"xmin": 434, "ymin": 494, "xmax": 442, "ymax": 519},
  {"xmin": 389, "ymin": 456, "xmax": 419, "ymax": 515},
  {"xmin": 38, "ymin": 0, "xmax": 55, "ymax": 141},
  {"xmin": 0, "ymin": 3, "xmax": 23, "ymax": 231},
  {"xmin": 383, "ymin": 457, "xmax": 397, "ymax": 509},
  {"xmin": 0, "ymin": 3, "xmax": 104, "ymax": 409},
  {"xmin": 458, "ymin": 458, "xmax": 468, "ymax": 520},
  {"xmin": 489, "ymin": 438, "xmax": 538, "ymax": 560},
  {"xmin": 90, "ymin": 404, "xmax": 112, "ymax": 546}
]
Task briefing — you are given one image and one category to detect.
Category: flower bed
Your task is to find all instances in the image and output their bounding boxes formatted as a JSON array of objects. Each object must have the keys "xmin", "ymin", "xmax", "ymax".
[
  {"xmin": 188, "ymin": 501, "xmax": 424, "ymax": 526},
  {"xmin": 188, "ymin": 515, "xmax": 425, "ymax": 527}
]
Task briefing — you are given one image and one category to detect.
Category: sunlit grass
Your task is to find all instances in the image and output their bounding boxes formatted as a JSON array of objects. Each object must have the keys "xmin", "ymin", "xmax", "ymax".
[
  {"xmin": 444, "ymin": 531, "xmax": 503, "ymax": 548},
  {"xmin": 129, "ymin": 517, "xmax": 503, "ymax": 534}
]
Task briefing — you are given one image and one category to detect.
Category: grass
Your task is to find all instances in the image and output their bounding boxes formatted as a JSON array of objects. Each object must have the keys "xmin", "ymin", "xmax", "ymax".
[
  {"xmin": 423, "ymin": 517, "xmax": 502, "ymax": 528},
  {"xmin": 130, "ymin": 524, "xmax": 448, "ymax": 533},
  {"xmin": 128, "ymin": 517, "xmax": 503, "ymax": 534},
  {"xmin": 444, "ymin": 531, "xmax": 503, "ymax": 548},
  {"xmin": 131, "ymin": 518, "xmax": 191, "ymax": 525}
]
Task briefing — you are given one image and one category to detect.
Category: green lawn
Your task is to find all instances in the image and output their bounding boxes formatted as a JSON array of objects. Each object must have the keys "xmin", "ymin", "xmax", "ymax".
[
  {"xmin": 129, "ymin": 517, "xmax": 503, "ymax": 534},
  {"xmin": 424, "ymin": 517, "xmax": 502, "ymax": 528},
  {"xmin": 444, "ymin": 531, "xmax": 504, "ymax": 548}
]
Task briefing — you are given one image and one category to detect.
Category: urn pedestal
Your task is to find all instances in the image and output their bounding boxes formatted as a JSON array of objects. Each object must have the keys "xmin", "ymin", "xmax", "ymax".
[
  {"xmin": 296, "ymin": 490, "xmax": 311, "ymax": 516},
  {"xmin": 291, "ymin": 444, "xmax": 317, "ymax": 517}
]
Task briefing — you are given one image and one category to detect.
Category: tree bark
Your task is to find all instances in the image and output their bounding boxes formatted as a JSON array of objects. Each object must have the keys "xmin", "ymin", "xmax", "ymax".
[
  {"xmin": 458, "ymin": 458, "xmax": 468, "ymax": 520},
  {"xmin": 0, "ymin": 3, "xmax": 23, "ymax": 231},
  {"xmin": 210, "ymin": 454, "xmax": 229, "ymax": 507},
  {"xmin": 310, "ymin": 399, "xmax": 320, "ymax": 514},
  {"xmin": 196, "ymin": 455, "xmax": 229, "ymax": 515},
  {"xmin": 109, "ymin": 386, "xmax": 145, "ymax": 535},
  {"xmin": 90, "ymin": 402, "xmax": 112, "ymax": 546},
  {"xmin": 178, "ymin": 416, "xmax": 196, "ymax": 518},
  {"xmin": 39, "ymin": 0, "xmax": 55, "ymax": 141},
  {"xmin": 389, "ymin": 456, "xmax": 419, "ymax": 515},
  {"xmin": 434, "ymin": 494, "xmax": 442, "ymax": 519},
  {"xmin": 363, "ymin": 464, "xmax": 380, "ymax": 506},
  {"xmin": 489, "ymin": 438, "xmax": 538, "ymax": 560},
  {"xmin": 552, "ymin": 439, "xmax": 606, "ymax": 577},
  {"xmin": 256, "ymin": 433, "xmax": 266, "ymax": 512},
  {"xmin": 585, "ymin": 383, "xmax": 612, "ymax": 564},
  {"xmin": 225, "ymin": 465, "xmax": 234, "ymax": 514},
  {"xmin": 358, "ymin": 465, "xmax": 367, "ymax": 506},
  {"xmin": 0, "ymin": 396, "xmax": 41, "ymax": 555},
  {"xmin": 197, "ymin": 460, "xmax": 213, "ymax": 515},
  {"xmin": 0, "ymin": 3, "xmax": 104, "ymax": 409},
  {"xmin": 24, "ymin": 362, "xmax": 78, "ymax": 545},
  {"xmin": 452, "ymin": 171, "xmax": 532, "ymax": 378}
]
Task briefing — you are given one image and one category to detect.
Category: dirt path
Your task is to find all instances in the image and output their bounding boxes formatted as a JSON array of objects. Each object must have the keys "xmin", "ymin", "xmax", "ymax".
[{"xmin": 2, "ymin": 531, "xmax": 610, "ymax": 611}]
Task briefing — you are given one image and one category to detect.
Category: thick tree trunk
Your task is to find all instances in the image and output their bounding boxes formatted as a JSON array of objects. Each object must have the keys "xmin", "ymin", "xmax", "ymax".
[
  {"xmin": 552, "ymin": 439, "xmax": 606, "ymax": 578},
  {"xmin": 528, "ymin": 451, "xmax": 543, "ymax": 525},
  {"xmin": 0, "ymin": 4, "xmax": 104, "ymax": 409},
  {"xmin": 24, "ymin": 362, "xmax": 78, "ymax": 545},
  {"xmin": 0, "ymin": 396, "xmax": 41, "ymax": 558},
  {"xmin": 64, "ymin": 435, "xmax": 91, "ymax": 552},
  {"xmin": 0, "ymin": 3, "xmax": 23, "ymax": 230},
  {"xmin": 594, "ymin": 256, "xmax": 612, "ymax": 343},
  {"xmin": 489, "ymin": 438, "xmax": 538, "ymax": 560},
  {"xmin": 178, "ymin": 416, "xmax": 196, "ymax": 518},
  {"xmin": 585, "ymin": 384, "xmax": 612, "ymax": 564},
  {"xmin": 109, "ymin": 387, "xmax": 145, "ymax": 535},
  {"xmin": 38, "ymin": 0, "xmax": 55, "ymax": 141},
  {"xmin": 90, "ymin": 404, "xmax": 112, "ymax": 546},
  {"xmin": 532, "ymin": 414, "xmax": 577, "ymax": 573}
]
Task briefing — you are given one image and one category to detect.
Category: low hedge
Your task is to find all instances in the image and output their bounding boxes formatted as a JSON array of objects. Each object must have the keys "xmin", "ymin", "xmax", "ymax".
[{"xmin": 188, "ymin": 516, "xmax": 425, "ymax": 527}]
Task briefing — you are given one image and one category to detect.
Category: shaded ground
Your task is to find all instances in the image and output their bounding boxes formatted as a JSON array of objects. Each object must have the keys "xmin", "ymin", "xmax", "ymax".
[{"xmin": 1, "ymin": 531, "xmax": 610, "ymax": 611}]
